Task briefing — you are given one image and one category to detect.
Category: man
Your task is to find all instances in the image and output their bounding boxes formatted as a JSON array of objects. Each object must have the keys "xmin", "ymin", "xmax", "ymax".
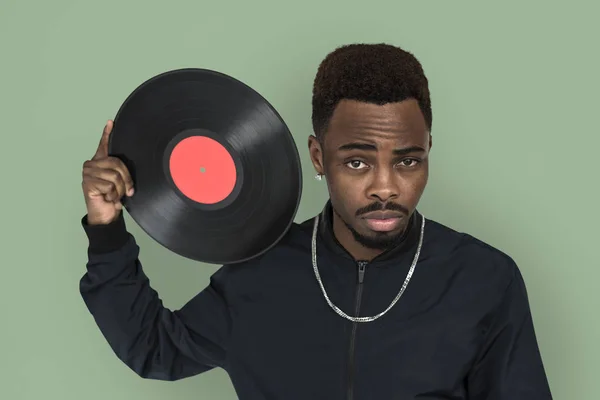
[{"xmin": 80, "ymin": 43, "xmax": 553, "ymax": 399}]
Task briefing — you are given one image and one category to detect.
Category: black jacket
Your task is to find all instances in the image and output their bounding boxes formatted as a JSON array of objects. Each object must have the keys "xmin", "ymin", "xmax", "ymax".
[{"xmin": 79, "ymin": 202, "xmax": 553, "ymax": 399}]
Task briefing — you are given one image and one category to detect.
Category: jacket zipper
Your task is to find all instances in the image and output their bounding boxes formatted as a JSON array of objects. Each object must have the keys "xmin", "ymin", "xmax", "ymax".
[{"xmin": 346, "ymin": 260, "xmax": 367, "ymax": 400}]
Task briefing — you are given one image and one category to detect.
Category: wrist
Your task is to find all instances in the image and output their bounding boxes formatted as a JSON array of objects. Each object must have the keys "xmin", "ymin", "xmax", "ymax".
[
  {"xmin": 86, "ymin": 211, "xmax": 121, "ymax": 226},
  {"xmin": 82, "ymin": 212, "xmax": 130, "ymax": 253}
]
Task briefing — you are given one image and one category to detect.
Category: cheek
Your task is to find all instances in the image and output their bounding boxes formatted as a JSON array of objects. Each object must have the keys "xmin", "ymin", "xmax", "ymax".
[
  {"xmin": 402, "ymin": 172, "xmax": 429, "ymax": 201},
  {"xmin": 328, "ymin": 173, "xmax": 366, "ymax": 199},
  {"xmin": 327, "ymin": 175, "xmax": 364, "ymax": 209}
]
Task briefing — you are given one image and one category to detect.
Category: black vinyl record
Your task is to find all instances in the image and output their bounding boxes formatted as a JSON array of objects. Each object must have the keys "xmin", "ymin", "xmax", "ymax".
[{"xmin": 108, "ymin": 68, "xmax": 302, "ymax": 264}]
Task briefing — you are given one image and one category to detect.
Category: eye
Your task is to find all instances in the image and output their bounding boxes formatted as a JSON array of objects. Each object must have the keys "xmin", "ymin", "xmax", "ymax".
[
  {"xmin": 398, "ymin": 158, "xmax": 420, "ymax": 167},
  {"xmin": 346, "ymin": 160, "xmax": 368, "ymax": 169}
]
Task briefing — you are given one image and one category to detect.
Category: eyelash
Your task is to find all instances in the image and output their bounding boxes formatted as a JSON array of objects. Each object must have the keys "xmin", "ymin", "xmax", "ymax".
[{"xmin": 345, "ymin": 158, "xmax": 421, "ymax": 170}]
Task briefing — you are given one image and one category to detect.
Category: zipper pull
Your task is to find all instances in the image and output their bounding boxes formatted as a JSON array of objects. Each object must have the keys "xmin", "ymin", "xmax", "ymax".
[{"xmin": 357, "ymin": 261, "xmax": 367, "ymax": 283}]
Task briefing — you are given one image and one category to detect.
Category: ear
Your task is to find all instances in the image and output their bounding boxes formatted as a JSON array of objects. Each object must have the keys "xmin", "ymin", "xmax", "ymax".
[{"xmin": 308, "ymin": 135, "xmax": 324, "ymax": 175}]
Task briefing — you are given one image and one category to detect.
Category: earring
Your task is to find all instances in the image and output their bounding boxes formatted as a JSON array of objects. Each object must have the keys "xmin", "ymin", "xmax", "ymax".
[{"xmin": 315, "ymin": 173, "xmax": 323, "ymax": 181}]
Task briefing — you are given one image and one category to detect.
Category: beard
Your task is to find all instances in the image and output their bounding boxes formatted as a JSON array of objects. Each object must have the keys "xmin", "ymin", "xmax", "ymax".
[{"xmin": 333, "ymin": 207, "xmax": 408, "ymax": 250}]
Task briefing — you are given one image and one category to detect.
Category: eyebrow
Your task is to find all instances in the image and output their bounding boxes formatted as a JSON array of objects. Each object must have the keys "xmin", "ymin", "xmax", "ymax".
[{"xmin": 337, "ymin": 142, "xmax": 426, "ymax": 156}]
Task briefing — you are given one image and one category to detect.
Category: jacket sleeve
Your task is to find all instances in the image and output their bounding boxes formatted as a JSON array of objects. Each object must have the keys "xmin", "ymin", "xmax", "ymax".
[
  {"xmin": 78, "ymin": 212, "xmax": 232, "ymax": 381},
  {"xmin": 466, "ymin": 264, "xmax": 553, "ymax": 399}
]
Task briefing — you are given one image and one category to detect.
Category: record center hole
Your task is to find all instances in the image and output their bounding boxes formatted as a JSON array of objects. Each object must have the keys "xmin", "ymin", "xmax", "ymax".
[{"xmin": 200, "ymin": 167, "xmax": 206, "ymax": 173}]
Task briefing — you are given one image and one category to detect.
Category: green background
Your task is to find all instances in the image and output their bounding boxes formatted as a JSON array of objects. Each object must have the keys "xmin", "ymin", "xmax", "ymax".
[{"xmin": 1, "ymin": 1, "xmax": 598, "ymax": 399}]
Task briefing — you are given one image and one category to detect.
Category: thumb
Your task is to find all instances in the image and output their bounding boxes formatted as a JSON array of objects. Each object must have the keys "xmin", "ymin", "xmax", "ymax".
[{"xmin": 93, "ymin": 120, "xmax": 114, "ymax": 160}]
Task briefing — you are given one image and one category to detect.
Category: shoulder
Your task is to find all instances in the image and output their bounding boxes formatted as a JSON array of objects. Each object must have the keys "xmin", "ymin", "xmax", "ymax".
[
  {"xmin": 209, "ymin": 217, "xmax": 315, "ymax": 285},
  {"xmin": 423, "ymin": 217, "xmax": 522, "ymax": 298}
]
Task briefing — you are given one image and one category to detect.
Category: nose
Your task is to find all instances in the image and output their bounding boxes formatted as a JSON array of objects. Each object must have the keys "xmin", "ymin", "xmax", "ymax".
[{"xmin": 367, "ymin": 168, "xmax": 399, "ymax": 202}]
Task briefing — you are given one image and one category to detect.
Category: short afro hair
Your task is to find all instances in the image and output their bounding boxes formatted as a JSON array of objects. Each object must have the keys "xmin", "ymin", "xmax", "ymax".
[{"xmin": 311, "ymin": 43, "xmax": 432, "ymax": 140}]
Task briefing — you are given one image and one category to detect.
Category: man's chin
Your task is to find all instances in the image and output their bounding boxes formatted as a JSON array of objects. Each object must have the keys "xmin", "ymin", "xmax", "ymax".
[
  {"xmin": 350, "ymin": 227, "xmax": 405, "ymax": 250},
  {"xmin": 335, "ymin": 208, "xmax": 407, "ymax": 250}
]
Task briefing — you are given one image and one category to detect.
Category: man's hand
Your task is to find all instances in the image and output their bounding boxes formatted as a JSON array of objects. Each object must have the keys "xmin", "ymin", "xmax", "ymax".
[{"xmin": 82, "ymin": 120, "xmax": 135, "ymax": 225}]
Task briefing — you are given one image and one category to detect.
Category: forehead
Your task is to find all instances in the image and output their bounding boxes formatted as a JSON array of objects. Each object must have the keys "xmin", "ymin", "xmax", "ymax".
[{"xmin": 324, "ymin": 99, "xmax": 429, "ymax": 147}]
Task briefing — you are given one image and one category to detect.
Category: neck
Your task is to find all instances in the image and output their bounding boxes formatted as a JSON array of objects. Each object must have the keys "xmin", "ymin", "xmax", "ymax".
[{"xmin": 331, "ymin": 211, "xmax": 387, "ymax": 261}]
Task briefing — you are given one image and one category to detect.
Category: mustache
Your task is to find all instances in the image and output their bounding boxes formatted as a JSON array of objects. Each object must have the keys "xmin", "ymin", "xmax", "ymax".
[{"xmin": 355, "ymin": 202, "xmax": 408, "ymax": 217}]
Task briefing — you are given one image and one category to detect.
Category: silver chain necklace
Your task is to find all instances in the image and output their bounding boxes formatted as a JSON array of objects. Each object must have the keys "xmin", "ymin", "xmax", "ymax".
[{"xmin": 310, "ymin": 214, "xmax": 426, "ymax": 323}]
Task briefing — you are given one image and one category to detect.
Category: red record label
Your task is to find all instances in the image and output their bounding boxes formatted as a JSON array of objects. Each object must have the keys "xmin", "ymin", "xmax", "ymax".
[{"xmin": 169, "ymin": 136, "xmax": 237, "ymax": 204}]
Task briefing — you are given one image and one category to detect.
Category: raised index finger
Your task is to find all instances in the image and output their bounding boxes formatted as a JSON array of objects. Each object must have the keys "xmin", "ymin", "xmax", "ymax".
[{"xmin": 93, "ymin": 120, "xmax": 114, "ymax": 160}]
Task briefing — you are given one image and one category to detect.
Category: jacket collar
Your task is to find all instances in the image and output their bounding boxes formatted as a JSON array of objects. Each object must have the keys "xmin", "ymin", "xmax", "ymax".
[{"xmin": 317, "ymin": 200, "xmax": 422, "ymax": 265}]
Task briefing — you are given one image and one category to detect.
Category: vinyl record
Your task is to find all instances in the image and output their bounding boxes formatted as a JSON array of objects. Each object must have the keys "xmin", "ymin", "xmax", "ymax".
[{"xmin": 108, "ymin": 68, "xmax": 302, "ymax": 264}]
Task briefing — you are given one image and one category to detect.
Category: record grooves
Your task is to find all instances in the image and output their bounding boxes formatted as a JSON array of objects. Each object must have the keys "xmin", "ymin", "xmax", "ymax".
[{"xmin": 108, "ymin": 68, "xmax": 302, "ymax": 264}]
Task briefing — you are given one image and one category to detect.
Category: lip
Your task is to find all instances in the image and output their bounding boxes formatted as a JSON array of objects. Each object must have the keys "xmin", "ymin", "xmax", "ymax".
[
  {"xmin": 361, "ymin": 211, "xmax": 404, "ymax": 220},
  {"xmin": 362, "ymin": 211, "xmax": 404, "ymax": 232}
]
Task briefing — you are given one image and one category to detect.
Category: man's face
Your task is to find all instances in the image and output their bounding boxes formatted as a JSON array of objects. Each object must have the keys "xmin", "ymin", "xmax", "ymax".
[{"xmin": 309, "ymin": 99, "xmax": 431, "ymax": 251}]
